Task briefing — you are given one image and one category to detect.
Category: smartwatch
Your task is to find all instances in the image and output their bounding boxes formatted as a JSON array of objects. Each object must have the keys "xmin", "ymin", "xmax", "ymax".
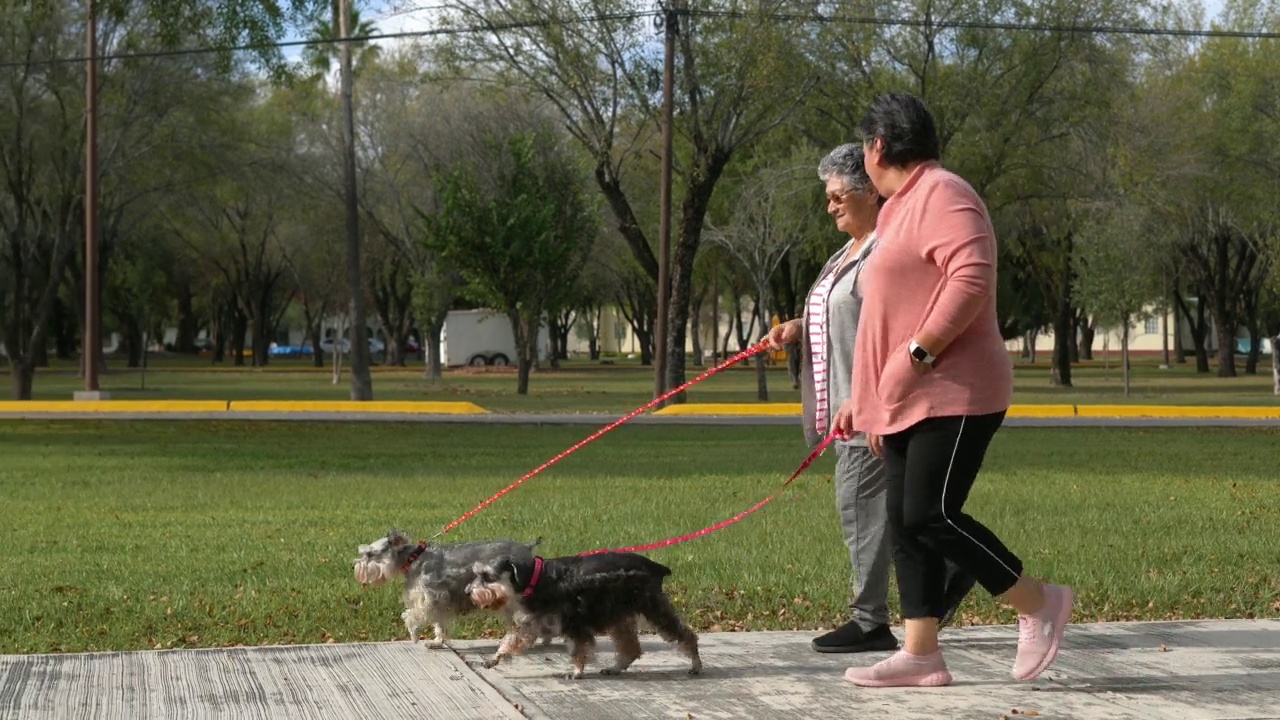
[{"xmin": 908, "ymin": 340, "xmax": 935, "ymax": 365}]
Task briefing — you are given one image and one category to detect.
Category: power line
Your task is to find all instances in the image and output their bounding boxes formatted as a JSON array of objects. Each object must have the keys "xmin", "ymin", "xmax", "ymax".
[
  {"xmin": 693, "ymin": 8, "xmax": 1280, "ymax": 40},
  {"xmin": 3, "ymin": 7, "xmax": 1278, "ymax": 70}
]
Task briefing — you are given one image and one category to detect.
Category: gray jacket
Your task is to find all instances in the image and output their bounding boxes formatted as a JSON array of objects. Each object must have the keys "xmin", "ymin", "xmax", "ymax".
[{"xmin": 799, "ymin": 235, "xmax": 876, "ymax": 448}]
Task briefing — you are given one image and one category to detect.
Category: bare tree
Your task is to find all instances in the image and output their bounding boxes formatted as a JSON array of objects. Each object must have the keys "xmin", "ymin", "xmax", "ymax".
[
  {"xmin": 435, "ymin": 1, "xmax": 819, "ymax": 396},
  {"xmin": 706, "ymin": 162, "xmax": 812, "ymax": 400}
]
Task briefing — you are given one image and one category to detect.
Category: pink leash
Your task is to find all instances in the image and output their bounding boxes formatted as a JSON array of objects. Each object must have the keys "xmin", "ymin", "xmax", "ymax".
[
  {"xmin": 431, "ymin": 341, "xmax": 772, "ymax": 539},
  {"xmin": 577, "ymin": 429, "xmax": 845, "ymax": 556}
]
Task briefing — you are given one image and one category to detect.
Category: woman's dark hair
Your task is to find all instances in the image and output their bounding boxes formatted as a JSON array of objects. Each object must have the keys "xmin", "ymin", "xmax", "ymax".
[{"xmin": 857, "ymin": 93, "xmax": 941, "ymax": 167}]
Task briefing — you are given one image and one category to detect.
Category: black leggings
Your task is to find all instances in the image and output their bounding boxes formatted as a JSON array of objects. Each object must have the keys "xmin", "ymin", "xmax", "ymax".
[{"xmin": 882, "ymin": 411, "xmax": 1023, "ymax": 619}]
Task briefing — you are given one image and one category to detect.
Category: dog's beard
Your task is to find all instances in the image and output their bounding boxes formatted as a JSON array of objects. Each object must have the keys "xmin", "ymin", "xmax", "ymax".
[
  {"xmin": 352, "ymin": 559, "xmax": 397, "ymax": 586},
  {"xmin": 468, "ymin": 584, "xmax": 509, "ymax": 610}
]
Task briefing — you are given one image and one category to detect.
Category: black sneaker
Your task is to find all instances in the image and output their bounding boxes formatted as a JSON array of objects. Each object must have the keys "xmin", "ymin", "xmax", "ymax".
[
  {"xmin": 939, "ymin": 569, "xmax": 978, "ymax": 630},
  {"xmin": 811, "ymin": 621, "xmax": 899, "ymax": 653}
]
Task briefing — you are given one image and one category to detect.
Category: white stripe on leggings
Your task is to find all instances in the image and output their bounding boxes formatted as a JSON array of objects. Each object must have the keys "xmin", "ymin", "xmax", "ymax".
[{"xmin": 940, "ymin": 415, "xmax": 1020, "ymax": 582}]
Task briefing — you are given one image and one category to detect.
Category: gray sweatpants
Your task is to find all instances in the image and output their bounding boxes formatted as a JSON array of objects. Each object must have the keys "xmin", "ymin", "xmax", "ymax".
[{"xmin": 834, "ymin": 443, "xmax": 893, "ymax": 630}]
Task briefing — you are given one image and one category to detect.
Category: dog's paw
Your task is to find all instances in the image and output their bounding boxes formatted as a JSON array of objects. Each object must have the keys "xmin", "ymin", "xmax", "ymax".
[
  {"xmin": 425, "ymin": 640, "xmax": 446, "ymax": 649},
  {"xmin": 565, "ymin": 671, "xmax": 585, "ymax": 681},
  {"xmin": 688, "ymin": 666, "xmax": 703, "ymax": 676},
  {"xmin": 481, "ymin": 658, "xmax": 499, "ymax": 670},
  {"xmin": 600, "ymin": 668, "xmax": 623, "ymax": 676}
]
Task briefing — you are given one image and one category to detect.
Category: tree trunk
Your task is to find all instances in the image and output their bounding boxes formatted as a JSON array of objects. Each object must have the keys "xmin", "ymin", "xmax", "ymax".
[
  {"xmin": 1161, "ymin": 308, "xmax": 1171, "ymax": 369},
  {"xmin": 230, "ymin": 309, "xmax": 248, "ymax": 367},
  {"xmin": 1271, "ymin": 336, "xmax": 1279, "ymax": 395},
  {"xmin": 1173, "ymin": 299, "xmax": 1186, "ymax": 363},
  {"xmin": 507, "ymin": 311, "xmax": 536, "ymax": 396},
  {"xmin": 175, "ymin": 288, "xmax": 198, "ymax": 353},
  {"xmin": 1212, "ymin": 307, "xmax": 1237, "ymax": 378},
  {"xmin": 10, "ymin": 362, "xmax": 34, "ymax": 400},
  {"xmin": 33, "ymin": 338, "xmax": 49, "ymax": 368},
  {"xmin": 124, "ymin": 318, "xmax": 143, "ymax": 368},
  {"xmin": 251, "ymin": 296, "xmax": 271, "ymax": 368},
  {"xmin": 709, "ymin": 268, "xmax": 719, "ymax": 365},
  {"xmin": 584, "ymin": 303, "xmax": 601, "ymax": 361},
  {"xmin": 309, "ymin": 322, "xmax": 325, "ymax": 369},
  {"xmin": 1245, "ymin": 326, "xmax": 1260, "ymax": 376},
  {"xmin": 1175, "ymin": 290, "xmax": 1210, "ymax": 373},
  {"xmin": 1121, "ymin": 323, "xmax": 1130, "ymax": 396},
  {"xmin": 689, "ymin": 282, "xmax": 708, "ymax": 367},
  {"xmin": 1050, "ymin": 295, "xmax": 1073, "ymax": 386},
  {"xmin": 52, "ymin": 296, "xmax": 75, "ymax": 360},
  {"xmin": 690, "ymin": 308, "xmax": 703, "ymax": 367},
  {"xmin": 665, "ymin": 154, "xmax": 731, "ymax": 403},
  {"xmin": 1078, "ymin": 319, "xmax": 1095, "ymax": 361},
  {"xmin": 546, "ymin": 315, "xmax": 563, "ymax": 370},
  {"xmin": 424, "ymin": 322, "xmax": 444, "ymax": 379}
]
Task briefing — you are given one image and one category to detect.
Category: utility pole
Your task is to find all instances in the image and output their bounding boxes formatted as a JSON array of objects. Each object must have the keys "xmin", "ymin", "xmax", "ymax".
[
  {"xmin": 653, "ymin": 0, "xmax": 678, "ymax": 403},
  {"xmin": 338, "ymin": 0, "xmax": 373, "ymax": 400},
  {"xmin": 79, "ymin": 1, "xmax": 105, "ymax": 400}
]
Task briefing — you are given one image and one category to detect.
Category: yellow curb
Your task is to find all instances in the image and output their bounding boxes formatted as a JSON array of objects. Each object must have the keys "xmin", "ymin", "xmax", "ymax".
[
  {"xmin": 652, "ymin": 403, "xmax": 802, "ymax": 416},
  {"xmin": 1007, "ymin": 404, "xmax": 1077, "ymax": 417},
  {"xmin": 226, "ymin": 400, "xmax": 488, "ymax": 414},
  {"xmin": 0, "ymin": 400, "xmax": 230, "ymax": 412},
  {"xmin": 1075, "ymin": 405, "xmax": 1280, "ymax": 419}
]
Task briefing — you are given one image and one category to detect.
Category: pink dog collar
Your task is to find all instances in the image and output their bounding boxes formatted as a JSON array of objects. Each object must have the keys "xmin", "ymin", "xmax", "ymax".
[{"xmin": 522, "ymin": 557, "xmax": 544, "ymax": 598}]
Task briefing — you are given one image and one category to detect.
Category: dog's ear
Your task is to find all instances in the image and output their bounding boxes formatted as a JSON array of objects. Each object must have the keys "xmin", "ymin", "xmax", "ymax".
[
  {"xmin": 494, "ymin": 556, "xmax": 519, "ymax": 586},
  {"xmin": 387, "ymin": 529, "xmax": 411, "ymax": 548}
]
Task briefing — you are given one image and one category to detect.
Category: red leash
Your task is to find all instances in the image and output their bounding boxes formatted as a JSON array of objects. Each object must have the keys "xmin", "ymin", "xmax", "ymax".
[
  {"xmin": 430, "ymin": 341, "xmax": 771, "ymax": 539},
  {"xmin": 578, "ymin": 429, "xmax": 845, "ymax": 556}
]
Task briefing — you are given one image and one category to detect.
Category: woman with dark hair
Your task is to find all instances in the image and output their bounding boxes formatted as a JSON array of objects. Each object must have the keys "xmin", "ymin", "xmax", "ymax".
[{"xmin": 833, "ymin": 93, "xmax": 1073, "ymax": 688}]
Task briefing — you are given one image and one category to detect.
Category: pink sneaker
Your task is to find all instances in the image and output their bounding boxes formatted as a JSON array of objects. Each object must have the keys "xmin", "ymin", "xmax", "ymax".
[
  {"xmin": 843, "ymin": 650, "xmax": 952, "ymax": 687},
  {"xmin": 1013, "ymin": 584, "xmax": 1073, "ymax": 681}
]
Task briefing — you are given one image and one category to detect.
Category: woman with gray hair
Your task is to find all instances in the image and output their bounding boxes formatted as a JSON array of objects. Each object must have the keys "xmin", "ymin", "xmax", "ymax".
[{"xmin": 764, "ymin": 143, "xmax": 974, "ymax": 654}]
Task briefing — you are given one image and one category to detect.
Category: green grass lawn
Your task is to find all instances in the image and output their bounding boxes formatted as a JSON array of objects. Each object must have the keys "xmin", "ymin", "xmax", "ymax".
[
  {"xmin": 1, "ymin": 420, "xmax": 1276, "ymax": 654},
  {"xmin": 4, "ymin": 352, "xmax": 1278, "ymax": 410}
]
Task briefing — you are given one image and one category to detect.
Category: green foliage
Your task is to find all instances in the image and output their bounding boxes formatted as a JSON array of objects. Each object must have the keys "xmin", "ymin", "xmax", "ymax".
[
  {"xmin": 1072, "ymin": 200, "xmax": 1166, "ymax": 331},
  {"xmin": 425, "ymin": 129, "xmax": 597, "ymax": 313},
  {"xmin": 421, "ymin": 123, "xmax": 598, "ymax": 390},
  {"xmin": 98, "ymin": 0, "xmax": 331, "ymax": 79}
]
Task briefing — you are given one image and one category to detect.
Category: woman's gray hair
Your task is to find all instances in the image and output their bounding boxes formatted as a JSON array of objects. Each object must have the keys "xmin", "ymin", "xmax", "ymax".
[{"xmin": 817, "ymin": 143, "xmax": 875, "ymax": 195}]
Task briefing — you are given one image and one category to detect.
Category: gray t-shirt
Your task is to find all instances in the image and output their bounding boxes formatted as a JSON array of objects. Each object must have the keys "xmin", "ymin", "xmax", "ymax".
[{"xmin": 822, "ymin": 236, "xmax": 875, "ymax": 446}]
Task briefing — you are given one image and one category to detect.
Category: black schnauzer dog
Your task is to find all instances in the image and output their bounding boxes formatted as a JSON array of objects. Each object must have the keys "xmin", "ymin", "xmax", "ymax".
[{"xmin": 466, "ymin": 551, "xmax": 703, "ymax": 679}]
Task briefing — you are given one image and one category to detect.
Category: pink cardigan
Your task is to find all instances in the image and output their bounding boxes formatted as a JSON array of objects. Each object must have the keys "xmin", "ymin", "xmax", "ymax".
[{"xmin": 851, "ymin": 161, "xmax": 1013, "ymax": 436}]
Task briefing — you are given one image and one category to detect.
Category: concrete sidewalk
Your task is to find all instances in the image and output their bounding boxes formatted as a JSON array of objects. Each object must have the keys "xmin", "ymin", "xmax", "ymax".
[{"xmin": 2, "ymin": 619, "xmax": 1276, "ymax": 719}]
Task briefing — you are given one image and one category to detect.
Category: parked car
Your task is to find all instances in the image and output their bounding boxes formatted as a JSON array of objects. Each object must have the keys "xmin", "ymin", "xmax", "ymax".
[{"xmin": 268, "ymin": 342, "xmax": 314, "ymax": 358}]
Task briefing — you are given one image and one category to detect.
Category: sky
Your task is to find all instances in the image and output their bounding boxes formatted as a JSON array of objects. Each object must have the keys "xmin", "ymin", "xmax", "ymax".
[{"xmin": 279, "ymin": 0, "xmax": 1237, "ymax": 65}]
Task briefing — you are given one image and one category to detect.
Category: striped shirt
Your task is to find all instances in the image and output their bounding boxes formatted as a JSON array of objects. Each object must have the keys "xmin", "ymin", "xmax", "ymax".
[{"xmin": 806, "ymin": 237, "xmax": 875, "ymax": 435}]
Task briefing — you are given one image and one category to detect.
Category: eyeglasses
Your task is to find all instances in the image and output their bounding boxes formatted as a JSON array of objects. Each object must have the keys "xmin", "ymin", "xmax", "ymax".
[{"xmin": 826, "ymin": 188, "xmax": 856, "ymax": 205}]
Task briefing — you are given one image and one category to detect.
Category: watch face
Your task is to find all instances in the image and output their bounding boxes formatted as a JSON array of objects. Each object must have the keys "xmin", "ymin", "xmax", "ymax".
[{"xmin": 911, "ymin": 346, "xmax": 928, "ymax": 361}]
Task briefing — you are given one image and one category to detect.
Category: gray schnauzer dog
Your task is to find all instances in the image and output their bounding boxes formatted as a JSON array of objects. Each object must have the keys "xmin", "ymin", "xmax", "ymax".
[
  {"xmin": 352, "ymin": 529, "xmax": 546, "ymax": 647},
  {"xmin": 466, "ymin": 551, "xmax": 703, "ymax": 679}
]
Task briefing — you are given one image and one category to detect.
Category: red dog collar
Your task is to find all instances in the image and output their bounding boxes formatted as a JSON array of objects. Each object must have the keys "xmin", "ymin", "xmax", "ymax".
[
  {"xmin": 522, "ymin": 557, "xmax": 544, "ymax": 598},
  {"xmin": 401, "ymin": 541, "xmax": 428, "ymax": 574}
]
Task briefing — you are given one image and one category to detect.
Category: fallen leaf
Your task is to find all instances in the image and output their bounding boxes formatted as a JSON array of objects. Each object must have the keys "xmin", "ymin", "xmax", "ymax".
[
  {"xmin": 1158, "ymin": 644, "xmax": 1168, "ymax": 652},
  {"xmin": 1025, "ymin": 712, "xmax": 1040, "ymax": 717}
]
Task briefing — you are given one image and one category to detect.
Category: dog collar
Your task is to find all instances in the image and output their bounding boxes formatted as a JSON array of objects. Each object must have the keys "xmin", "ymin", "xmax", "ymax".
[
  {"xmin": 401, "ymin": 541, "xmax": 428, "ymax": 574},
  {"xmin": 522, "ymin": 557, "xmax": 544, "ymax": 598}
]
